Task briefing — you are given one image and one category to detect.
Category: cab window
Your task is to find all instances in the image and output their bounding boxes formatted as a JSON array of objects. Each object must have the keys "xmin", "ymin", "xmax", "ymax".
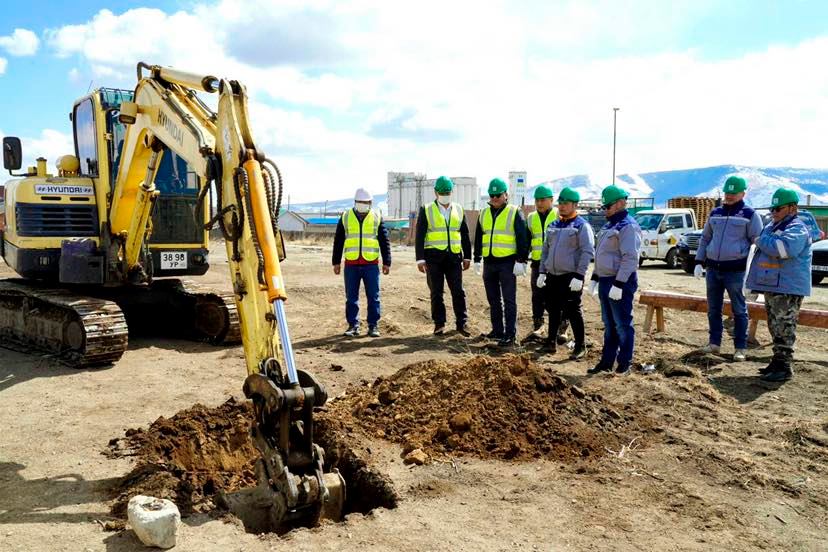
[
  {"xmin": 73, "ymin": 99, "xmax": 99, "ymax": 177},
  {"xmin": 665, "ymin": 215, "xmax": 684, "ymax": 230}
]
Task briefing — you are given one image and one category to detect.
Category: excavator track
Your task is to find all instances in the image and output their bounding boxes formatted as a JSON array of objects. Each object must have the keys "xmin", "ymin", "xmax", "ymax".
[
  {"xmin": 0, "ymin": 280, "xmax": 129, "ymax": 367},
  {"xmin": 176, "ymin": 280, "xmax": 241, "ymax": 345}
]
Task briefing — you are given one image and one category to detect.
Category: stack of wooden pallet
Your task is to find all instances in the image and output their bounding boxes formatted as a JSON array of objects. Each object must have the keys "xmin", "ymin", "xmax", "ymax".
[{"xmin": 667, "ymin": 196, "xmax": 717, "ymax": 227}]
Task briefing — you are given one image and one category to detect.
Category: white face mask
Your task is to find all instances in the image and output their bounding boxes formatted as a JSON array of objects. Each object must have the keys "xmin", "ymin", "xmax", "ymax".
[
  {"xmin": 437, "ymin": 195, "xmax": 451, "ymax": 206},
  {"xmin": 354, "ymin": 202, "xmax": 370, "ymax": 213}
]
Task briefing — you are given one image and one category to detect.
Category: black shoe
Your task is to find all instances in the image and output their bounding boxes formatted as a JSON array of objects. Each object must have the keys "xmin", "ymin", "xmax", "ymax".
[
  {"xmin": 587, "ymin": 364, "xmax": 612, "ymax": 375},
  {"xmin": 570, "ymin": 345, "xmax": 586, "ymax": 360},
  {"xmin": 456, "ymin": 325, "xmax": 471, "ymax": 337},
  {"xmin": 761, "ymin": 369, "xmax": 792, "ymax": 382},
  {"xmin": 497, "ymin": 336, "xmax": 516, "ymax": 348},
  {"xmin": 556, "ymin": 333, "xmax": 569, "ymax": 345},
  {"xmin": 367, "ymin": 326, "xmax": 380, "ymax": 338},
  {"xmin": 758, "ymin": 359, "xmax": 783, "ymax": 375},
  {"xmin": 532, "ymin": 318, "xmax": 544, "ymax": 332},
  {"xmin": 615, "ymin": 364, "xmax": 631, "ymax": 376},
  {"xmin": 542, "ymin": 340, "xmax": 557, "ymax": 354},
  {"xmin": 433, "ymin": 324, "xmax": 446, "ymax": 336},
  {"xmin": 484, "ymin": 330, "xmax": 504, "ymax": 340},
  {"xmin": 343, "ymin": 325, "xmax": 360, "ymax": 337}
]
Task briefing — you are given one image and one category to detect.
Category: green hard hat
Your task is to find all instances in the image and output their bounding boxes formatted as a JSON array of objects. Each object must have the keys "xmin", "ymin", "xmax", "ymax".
[
  {"xmin": 722, "ymin": 176, "xmax": 747, "ymax": 194},
  {"xmin": 557, "ymin": 187, "xmax": 580, "ymax": 203},
  {"xmin": 488, "ymin": 178, "xmax": 508, "ymax": 195},
  {"xmin": 601, "ymin": 184, "xmax": 628, "ymax": 207},
  {"xmin": 534, "ymin": 185, "xmax": 554, "ymax": 199},
  {"xmin": 434, "ymin": 175, "xmax": 454, "ymax": 194},
  {"xmin": 771, "ymin": 187, "xmax": 799, "ymax": 207}
]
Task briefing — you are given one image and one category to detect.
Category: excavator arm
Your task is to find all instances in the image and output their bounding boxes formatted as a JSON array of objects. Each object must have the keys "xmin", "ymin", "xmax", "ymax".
[{"xmin": 114, "ymin": 63, "xmax": 345, "ymax": 527}]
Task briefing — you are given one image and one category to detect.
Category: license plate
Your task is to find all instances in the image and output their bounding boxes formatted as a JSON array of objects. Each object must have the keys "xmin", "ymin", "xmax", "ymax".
[
  {"xmin": 814, "ymin": 265, "xmax": 828, "ymax": 272},
  {"xmin": 160, "ymin": 251, "xmax": 187, "ymax": 270},
  {"xmin": 689, "ymin": 249, "xmax": 697, "ymax": 255}
]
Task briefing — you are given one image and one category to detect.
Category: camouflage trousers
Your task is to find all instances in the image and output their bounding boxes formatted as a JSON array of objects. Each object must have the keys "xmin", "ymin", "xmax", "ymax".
[{"xmin": 764, "ymin": 292, "xmax": 804, "ymax": 365}]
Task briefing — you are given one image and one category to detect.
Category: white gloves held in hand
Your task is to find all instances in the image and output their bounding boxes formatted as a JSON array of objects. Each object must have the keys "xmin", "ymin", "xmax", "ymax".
[
  {"xmin": 474, "ymin": 262, "xmax": 482, "ymax": 276},
  {"xmin": 513, "ymin": 262, "xmax": 527, "ymax": 277},
  {"xmin": 536, "ymin": 273, "xmax": 547, "ymax": 288},
  {"xmin": 588, "ymin": 279, "xmax": 599, "ymax": 298},
  {"xmin": 693, "ymin": 264, "xmax": 704, "ymax": 279},
  {"xmin": 569, "ymin": 277, "xmax": 584, "ymax": 292},
  {"xmin": 608, "ymin": 285, "xmax": 623, "ymax": 301}
]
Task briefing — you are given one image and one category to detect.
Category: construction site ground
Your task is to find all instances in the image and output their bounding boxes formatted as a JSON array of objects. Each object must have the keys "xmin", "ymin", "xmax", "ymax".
[{"xmin": 1, "ymin": 240, "xmax": 826, "ymax": 551}]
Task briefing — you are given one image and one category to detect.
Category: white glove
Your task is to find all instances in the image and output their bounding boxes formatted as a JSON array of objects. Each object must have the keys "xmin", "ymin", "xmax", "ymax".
[
  {"xmin": 536, "ymin": 273, "xmax": 547, "ymax": 288},
  {"xmin": 609, "ymin": 285, "xmax": 623, "ymax": 301},
  {"xmin": 474, "ymin": 262, "xmax": 482, "ymax": 276},
  {"xmin": 693, "ymin": 264, "xmax": 704, "ymax": 279},
  {"xmin": 588, "ymin": 279, "xmax": 599, "ymax": 298},
  {"xmin": 513, "ymin": 262, "xmax": 527, "ymax": 277},
  {"xmin": 569, "ymin": 277, "xmax": 584, "ymax": 292}
]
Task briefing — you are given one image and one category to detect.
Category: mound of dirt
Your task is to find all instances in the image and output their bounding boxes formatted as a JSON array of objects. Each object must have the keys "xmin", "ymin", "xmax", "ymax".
[
  {"xmin": 330, "ymin": 355, "xmax": 651, "ymax": 462},
  {"xmin": 106, "ymin": 397, "xmax": 399, "ymax": 523}
]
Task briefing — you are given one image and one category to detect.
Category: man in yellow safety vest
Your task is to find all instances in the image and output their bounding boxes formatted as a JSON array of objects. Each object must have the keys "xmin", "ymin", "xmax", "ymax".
[
  {"xmin": 332, "ymin": 188, "xmax": 391, "ymax": 338},
  {"xmin": 415, "ymin": 176, "xmax": 472, "ymax": 336},
  {"xmin": 473, "ymin": 178, "xmax": 530, "ymax": 347}
]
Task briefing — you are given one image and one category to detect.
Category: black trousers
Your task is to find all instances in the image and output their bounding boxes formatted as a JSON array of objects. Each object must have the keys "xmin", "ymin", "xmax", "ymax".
[
  {"xmin": 532, "ymin": 261, "xmax": 569, "ymax": 335},
  {"xmin": 545, "ymin": 273, "xmax": 585, "ymax": 346},
  {"xmin": 426, "ymin": 253, "xmax": 468, "ymax": 328}
]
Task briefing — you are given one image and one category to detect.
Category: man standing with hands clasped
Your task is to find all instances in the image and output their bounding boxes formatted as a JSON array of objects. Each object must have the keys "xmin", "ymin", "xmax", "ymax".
[
  {"xmin": 587, "ymin": 185, "xmax": 642, "ymax": 375},
  {"xmin": 694, "ymin": 176, "xmax": 763, "ymax": 361},
  {"xmin": 746, "ymin": 188, "xmax": 812, "ymax": 382},
  {"xmin": 473, "ymin": 178, "xmax": 530, "ymax": 347},
  {"xmin": 535, "ymin": 187, "xmax": 594, "ymax": 358},
  {"xmin": 415, "ymin": 176, "xmax": 472, "ymax": 337}
]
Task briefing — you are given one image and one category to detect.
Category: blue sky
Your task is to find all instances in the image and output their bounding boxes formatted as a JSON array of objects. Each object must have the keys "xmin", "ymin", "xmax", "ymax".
[{"xmin": 2, "ymin": 0, "xmax": 828, "ymax": 201}]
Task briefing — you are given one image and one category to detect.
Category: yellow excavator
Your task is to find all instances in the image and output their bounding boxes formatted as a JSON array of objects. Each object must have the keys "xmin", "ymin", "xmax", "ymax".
[{"xmin": 1, "ymin": 62, "xmax": 344, "ymax": 526}]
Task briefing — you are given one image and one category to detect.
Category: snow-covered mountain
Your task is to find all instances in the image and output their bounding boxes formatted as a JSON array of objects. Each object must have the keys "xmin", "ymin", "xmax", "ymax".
[
  {"xmin": 287, "ymin": 165, "xmax": 828, "ymax": 214},
  {"xmin": 538, "ymin": 165, "xmax": 828, "ymax": 207}
]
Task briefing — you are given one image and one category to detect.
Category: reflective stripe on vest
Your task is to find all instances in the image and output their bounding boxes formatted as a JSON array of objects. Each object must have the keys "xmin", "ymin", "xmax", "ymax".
[
  {"xmin": 424, "ymin": 202, "xmax": 463, "ymax": 253},
  {"xmin": 480, "ymin": 204, "xmax": 518, "ymax": 257},
  {"xmin": 342, "ymin": 209, "xmax": 380, "ymax": 261},
  {"xmin": 528, "ymin": 210, "xmax": 557, "ymax": 261}
]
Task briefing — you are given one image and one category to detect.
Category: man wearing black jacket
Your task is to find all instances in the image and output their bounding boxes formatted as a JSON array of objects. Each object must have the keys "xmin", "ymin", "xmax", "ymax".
[
  {"xmin": 332, "ymin": 188, "xmax": 392, "ymax": 338},
  {"xmin": 415, "ymin": 176, "xmax": 472, "ymax": 336},
  {"xmin": 473, "ymin": 178, "xmax": 530, "ymax": 347}
]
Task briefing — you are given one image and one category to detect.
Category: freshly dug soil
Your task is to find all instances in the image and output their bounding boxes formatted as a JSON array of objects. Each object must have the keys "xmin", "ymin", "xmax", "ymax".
[
  {"xmin": 106, "ymin": 397, "xmax": 399, "ymax": 523},
  {"xmin": 330, "ymin": 355, "xmax": 652, "ymax": 462}
]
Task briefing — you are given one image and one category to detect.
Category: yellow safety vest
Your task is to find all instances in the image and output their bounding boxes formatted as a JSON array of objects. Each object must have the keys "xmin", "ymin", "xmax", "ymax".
[
  {"xmin": 527, "ymin": 209, "xmax": 558, "ymax": 261},
  {"xmin": 424, "ymin": 202, "xmax": 463, "ymax": 254},
  {"xmin": 480, "ymin": 204, "xmax": 518, "ymax": 257},
  {"xmin": 342, "ymin": 209, "xmax": 380, "ymax": 261}
]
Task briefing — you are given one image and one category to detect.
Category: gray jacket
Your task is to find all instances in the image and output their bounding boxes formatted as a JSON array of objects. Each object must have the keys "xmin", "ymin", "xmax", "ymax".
[
  {"xmin": 593, "ymin": 211, "xmax": 642, "ymax": 283},
  {"xmin": 696, "ymin": 200, "xmax": 763, "ymax": 272},
  {"xmin": 540, "ymin": 215, "xmax": 595, "ymax": 277}
]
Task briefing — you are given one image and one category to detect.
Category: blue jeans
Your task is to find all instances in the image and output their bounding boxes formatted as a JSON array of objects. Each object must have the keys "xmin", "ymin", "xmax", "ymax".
[
  {"xmin": 598, "ymin": 274, "xmax": 637, "ymax": 369},
  {"xmin": 705, "ymin": 268, "xmax": 747, "ymax": 349},
  {"xmin": 483, "ymin": 260, "xmax": 517, "ymax": 338},
  {"xmin": 344, "ymin": 264, "xmax": 380, "ymax": 328}
]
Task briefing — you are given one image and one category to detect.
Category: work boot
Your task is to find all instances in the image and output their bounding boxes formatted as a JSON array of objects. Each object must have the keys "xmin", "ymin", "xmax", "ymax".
[
  {"xmin": 497, "ymin": 335, "xmax": 516, "ymax": 348},
  {"xmin": 570, "ymin": 344, "xmax": 586, "ymax": 360},
  {"xmin": 541, "ymin": 339, "xmax": 557, "ymax": 354},
  {"xmin": 529, "ymin": 318, "xmax": 544, "ymax": 338},
  {"xmin": 556, "ymin": 332, "xmax": 569, "ymax": 346},
  {"xmin": 587, "ymin": 363, "xmax": 612, "ymax": 375},
  {"xmin": 758, "ymin": 358, "xmax": 784, "ymax": 375},
  {"xmin": 733, "ymin": 349, "xmax": 747, "ymax": 362},
  {"xmin": 701, "ymin": 343, "xmax": 721, "ymax": 354},
  {"xmin": 456, "ymin": 325, "xmax": 471, "ymax": 337},
  {"xmin": 761, "ymin": 367, "xmax": 793, "ymax": 382},
  {"xmin": 484, "ymin": 330, "xmax": 504, "ymax": 340},
  {"xmin": 343, "ymin": 325, "xmax": 360, "ymax": 337},
  {"xmin": 367, "ymin": 326, "xmax": 380, "ymax": 338},
  {"xmin": 614, "ymin": 364, "xmax": 631, "ymax": 376},
  {"xmin": 433, "ymin": 324, "xmax": 446, "ymax": 336}
]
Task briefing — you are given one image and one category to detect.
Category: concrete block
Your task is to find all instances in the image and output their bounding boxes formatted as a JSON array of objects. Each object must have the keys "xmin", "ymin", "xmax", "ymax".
[{"xmin": 127, "ymin": 495, "xmax": 181, "ymax": 549}]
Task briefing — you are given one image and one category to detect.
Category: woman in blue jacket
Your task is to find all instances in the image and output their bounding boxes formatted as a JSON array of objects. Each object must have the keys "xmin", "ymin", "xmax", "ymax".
[{"xmin": 746, "ymin": 188, "xmax": 812, "ymax": 382}]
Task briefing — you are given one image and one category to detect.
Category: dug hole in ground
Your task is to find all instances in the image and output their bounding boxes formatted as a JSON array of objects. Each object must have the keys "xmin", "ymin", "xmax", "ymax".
[{"xmin": 0, "ymin": 241, "xmax": 826, "ymax": 551}]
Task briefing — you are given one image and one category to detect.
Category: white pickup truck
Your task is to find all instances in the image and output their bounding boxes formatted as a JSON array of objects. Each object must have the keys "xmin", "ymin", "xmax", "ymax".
[{"xmin": 634, "ymin": 208, "xmax": 698, "ymax": 268}]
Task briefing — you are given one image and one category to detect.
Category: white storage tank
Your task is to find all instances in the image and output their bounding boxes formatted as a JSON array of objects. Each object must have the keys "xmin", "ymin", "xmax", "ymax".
[{"xmin": 387, "ymin": 172, "xmax": 480, "ymax": 217}]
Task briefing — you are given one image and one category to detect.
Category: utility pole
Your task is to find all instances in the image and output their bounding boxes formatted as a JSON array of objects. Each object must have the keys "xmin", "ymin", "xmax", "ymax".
[{"xmin": 612, "ymin": 107, "xmax": 620, "ymax": 184}]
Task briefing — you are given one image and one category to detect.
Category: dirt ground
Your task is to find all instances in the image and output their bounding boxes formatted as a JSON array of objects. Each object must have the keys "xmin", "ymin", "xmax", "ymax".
[{"xmin": 1, "ymin": 240, "xmax": 826, "ymax": 551}]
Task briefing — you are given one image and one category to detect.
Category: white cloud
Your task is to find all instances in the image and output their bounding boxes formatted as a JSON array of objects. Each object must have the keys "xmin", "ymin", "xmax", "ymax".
[
  {"xmin": 0, "ymin": 28, "xmax": 40, "ymax": 56},
  {"xmin": 39, "ymin": 1, "xmax": 828, "ymax": 202},
  {"xmin": 0, "ymin": 128, "xmax": 74, "ymax": 172},
  {"xmin": 0, "ymin": 57, "xmax": 6, "ymax": 75}
]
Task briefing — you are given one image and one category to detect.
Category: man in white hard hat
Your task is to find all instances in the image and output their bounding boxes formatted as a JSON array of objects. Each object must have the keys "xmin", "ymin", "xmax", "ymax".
[{"xmin": 332, "ymin": 188, "xmax": 392, "ymax": 337}]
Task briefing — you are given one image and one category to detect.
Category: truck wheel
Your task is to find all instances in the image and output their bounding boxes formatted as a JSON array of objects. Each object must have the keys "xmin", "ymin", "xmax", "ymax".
[
  {"xmin": 665, "ymin": 248, "xmax": 678, "ymax": 269},
  {"xmin": 813, "ymin": 275, "xmax": 824, "ymax": 286},
  {"xmin": 639, "ymin": 257, "xmax": 645, "ymax": 267},
  {"xmin": 682, "ymin": 258, "xmax": 694, "ymax": 274}
]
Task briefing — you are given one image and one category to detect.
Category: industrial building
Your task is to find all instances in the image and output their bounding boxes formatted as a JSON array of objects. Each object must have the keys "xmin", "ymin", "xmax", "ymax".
[{"xmin": 386, "ymin": 172, "xmax": 480, "ymax": 218}]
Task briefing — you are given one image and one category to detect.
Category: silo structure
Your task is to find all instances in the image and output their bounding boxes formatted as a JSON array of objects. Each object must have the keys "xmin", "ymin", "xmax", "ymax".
[{"xmin": 508, "ymin": 171, "xmax": 528, "ymax": 207}]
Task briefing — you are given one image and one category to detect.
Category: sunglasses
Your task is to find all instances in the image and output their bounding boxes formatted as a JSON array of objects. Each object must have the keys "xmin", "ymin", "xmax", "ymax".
[
  {"xmin": 489, "ymin": 193, "xmax": 504, "ymax": 199},
  {"xmin": 770, "ymin": 205, "xmax": 790, "ymax": 213}
]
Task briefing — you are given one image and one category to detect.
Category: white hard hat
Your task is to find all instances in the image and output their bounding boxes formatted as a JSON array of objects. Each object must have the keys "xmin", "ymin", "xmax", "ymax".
[{"xmin": 354, "ymin": 188, "xmax": 373, "ymax": 202}]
